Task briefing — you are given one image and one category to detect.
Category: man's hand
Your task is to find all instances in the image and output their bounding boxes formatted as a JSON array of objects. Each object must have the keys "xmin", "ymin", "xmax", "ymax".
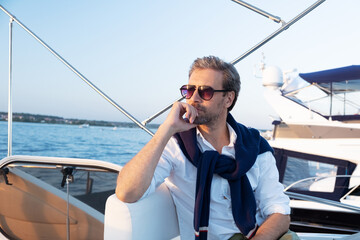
[{"xmin": 162, "ymin": 102, "xmax": 198, "ymax": 135}]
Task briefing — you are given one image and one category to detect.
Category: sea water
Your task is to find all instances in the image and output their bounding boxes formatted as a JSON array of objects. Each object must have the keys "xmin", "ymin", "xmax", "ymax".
[{"xmin": 0, "ymin": 121, "xmax": 153, "ymax": 166}]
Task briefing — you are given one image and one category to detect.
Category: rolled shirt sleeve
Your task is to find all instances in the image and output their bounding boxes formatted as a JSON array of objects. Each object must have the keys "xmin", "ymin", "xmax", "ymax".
[
  {"xmin": 140, "ymin": 137, "xmax": 177, "ymax": 200},
  {"xmin": 249, "ymin": 151, "xmax": 290, "ymax": 224}
]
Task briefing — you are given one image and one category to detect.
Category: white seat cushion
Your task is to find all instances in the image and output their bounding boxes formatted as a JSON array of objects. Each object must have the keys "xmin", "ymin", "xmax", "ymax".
[{"xmin": 104, "ymin": 183, "xmax": 180, "ymax": 240}]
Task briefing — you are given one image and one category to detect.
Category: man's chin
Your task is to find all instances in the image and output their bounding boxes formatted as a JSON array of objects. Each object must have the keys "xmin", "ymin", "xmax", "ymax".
[{"xmin": 193, "ymin": 117, "xmax": 210, "ymax": 125}]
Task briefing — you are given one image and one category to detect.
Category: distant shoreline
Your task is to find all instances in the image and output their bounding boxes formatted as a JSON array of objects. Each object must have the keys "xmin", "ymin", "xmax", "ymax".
[{"xmin": 0, "ymin": 112, "xmax": 159, "ymax": 129}]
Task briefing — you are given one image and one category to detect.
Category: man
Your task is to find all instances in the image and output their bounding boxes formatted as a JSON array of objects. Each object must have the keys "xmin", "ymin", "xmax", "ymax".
[{"xmin": 116, "ymin": 56, "xmax": 291, "ymax": 240}]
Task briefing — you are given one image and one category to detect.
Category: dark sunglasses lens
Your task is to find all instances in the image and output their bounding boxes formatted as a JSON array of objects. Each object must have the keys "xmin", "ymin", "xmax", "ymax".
[
  {"xmin": 199, "ymin": 87, "xmax": 214, "ymax": 100},
  {"xmin": 180, "ymin": 86, "xmax": 195, "ymax": 99}
]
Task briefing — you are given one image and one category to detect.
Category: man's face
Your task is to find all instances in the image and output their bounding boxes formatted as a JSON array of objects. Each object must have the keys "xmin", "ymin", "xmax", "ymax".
[{"xmin": 186, "ymin": 69, "xmax": 231, "ymax": 126}]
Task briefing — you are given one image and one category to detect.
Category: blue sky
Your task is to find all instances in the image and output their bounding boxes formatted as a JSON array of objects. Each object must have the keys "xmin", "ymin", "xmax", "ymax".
[{"xmin": 0, "ymin": 0, "xmax": 359, "ymax": 129}]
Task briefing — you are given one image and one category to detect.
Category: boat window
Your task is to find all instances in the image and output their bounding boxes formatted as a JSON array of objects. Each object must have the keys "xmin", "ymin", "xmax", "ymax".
[
  {"xmin": 274, "ymin": 148, "xmax": 357, "ymax": 201},
  {"xmin": 283, "ymin": 156, "xmax": 337, "ymax": 192},
  {"xmin": 286, "ymin": 84, "xmax": 360, "ymax": 117}
]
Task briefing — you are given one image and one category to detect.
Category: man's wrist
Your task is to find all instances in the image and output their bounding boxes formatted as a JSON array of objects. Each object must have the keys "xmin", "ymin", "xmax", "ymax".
[{"xmin": 156, "ymin": 123, "xmax": 177, "ymax": 142}]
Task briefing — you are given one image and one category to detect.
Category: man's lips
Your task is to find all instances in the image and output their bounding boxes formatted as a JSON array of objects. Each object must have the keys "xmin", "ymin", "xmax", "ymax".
[{"xmin": 191, "ymin": 104, "xmax": 204, "ymax": 112}]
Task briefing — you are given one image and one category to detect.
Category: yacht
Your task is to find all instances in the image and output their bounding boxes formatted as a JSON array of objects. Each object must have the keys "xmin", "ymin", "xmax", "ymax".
[{"xmin": 262, "ymin": 64, "xmax": 360, "ymax": 234}]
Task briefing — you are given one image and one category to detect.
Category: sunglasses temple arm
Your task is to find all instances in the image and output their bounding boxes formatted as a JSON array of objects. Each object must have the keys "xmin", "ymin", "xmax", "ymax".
[{"xmin": 141, "ymin": 96, "xmax": 185, "ymax": 126}]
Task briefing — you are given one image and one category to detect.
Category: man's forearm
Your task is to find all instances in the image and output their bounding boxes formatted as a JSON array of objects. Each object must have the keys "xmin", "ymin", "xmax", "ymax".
[
  {"xmin": 115, "ymin": 102, "xmax": 198, "ymax": 203},
  {"xmin": 115, "ymin": 123, "xmax": 173, "ymax": 203},
  {"xmin": 252, "ymin": 213, "xmax": 290, "ymax": 240}
]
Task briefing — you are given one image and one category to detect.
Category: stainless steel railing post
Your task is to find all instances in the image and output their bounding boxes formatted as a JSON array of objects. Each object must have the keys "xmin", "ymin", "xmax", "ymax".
[
  {"xmin": 7, "ymin": 17, "xmax": 14, "ymax": 157},
  {"xmin": 231, "ymin": 0, "xmax": 282, "ymax": 23}
]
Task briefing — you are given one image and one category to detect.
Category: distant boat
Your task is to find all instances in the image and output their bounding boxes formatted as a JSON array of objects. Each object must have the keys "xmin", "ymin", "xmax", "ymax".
[{"xmin": 79, "ymin": 123, "xmax": 90, "ymax": 128}]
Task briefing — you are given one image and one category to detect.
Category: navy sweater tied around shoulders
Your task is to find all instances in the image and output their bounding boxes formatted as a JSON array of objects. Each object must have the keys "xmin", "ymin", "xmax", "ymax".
[{"xmin": 174, "ymin": 113, "xmax": 273, "ymax": 240}]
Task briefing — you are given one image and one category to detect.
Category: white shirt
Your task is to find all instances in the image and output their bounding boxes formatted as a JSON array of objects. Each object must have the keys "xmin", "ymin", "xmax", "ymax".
[{"xmin": 142, "ymin": 124, "xmax": 290, "ymax": 240}]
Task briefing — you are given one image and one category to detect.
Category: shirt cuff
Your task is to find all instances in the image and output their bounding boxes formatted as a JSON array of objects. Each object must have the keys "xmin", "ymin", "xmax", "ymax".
[{"xmin": 263, "ymin": 203, "xmax": 291, "ymax": 217}]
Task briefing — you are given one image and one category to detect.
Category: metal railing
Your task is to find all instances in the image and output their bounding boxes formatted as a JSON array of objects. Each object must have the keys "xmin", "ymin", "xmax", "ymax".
[
  {"xmin": 1, "ymin": 0, "xmax": 326, "ymax": 156},
  {"xmin": 231, "ymin": 0, "xmax": 282, "ymax": 24},
  {"xmin": 286, "ymin": 191, "xmax": 360, "ymax": 213},
  {"xmin": 284, "ymin": 175, "xmax": 359, "ymax": 192},
  {"xmin": 230, "ymin": 0, "xmax": 326, "ymax": 65},
  {"xmin": 284, "ymin": 175, "xmax": 360, "ymax": 213}
]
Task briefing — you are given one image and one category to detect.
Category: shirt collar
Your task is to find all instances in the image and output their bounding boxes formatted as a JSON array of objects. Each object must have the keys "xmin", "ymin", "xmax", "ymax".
[{"xmin": 196, "ymin": 123, "xmax": 237, "ymax": 151}]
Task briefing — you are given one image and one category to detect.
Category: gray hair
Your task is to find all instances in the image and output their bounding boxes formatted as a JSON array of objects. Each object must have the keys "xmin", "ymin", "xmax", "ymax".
[{"xmin": 188, "ymin": 56, "xmax": 241, "ymax": 111}]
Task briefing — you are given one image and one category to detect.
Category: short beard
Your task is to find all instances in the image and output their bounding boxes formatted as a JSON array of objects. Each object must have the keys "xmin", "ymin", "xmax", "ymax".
[
  {"xmin": 192, "ymin": 103, "xmax": 221, "ymax": 125},
  {"xmin": 193, "ymin": 116, "xmax": 211, "ymax": 125}
]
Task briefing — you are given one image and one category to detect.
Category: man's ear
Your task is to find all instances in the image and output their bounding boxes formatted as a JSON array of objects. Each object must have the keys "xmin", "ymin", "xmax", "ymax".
[{"xmin": 225, "ymin": 91, "xmax": 235, "ymax": 108}]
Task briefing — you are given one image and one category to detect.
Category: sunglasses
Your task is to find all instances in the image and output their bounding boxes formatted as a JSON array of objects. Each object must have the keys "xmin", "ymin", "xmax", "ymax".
[{"xmin": 180, "ymin": 84, "xmax": 230, "ymax": 101}]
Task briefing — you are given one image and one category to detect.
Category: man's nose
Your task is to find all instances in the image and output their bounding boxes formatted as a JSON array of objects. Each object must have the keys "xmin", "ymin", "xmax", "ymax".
[{"xmin": 190, "ymin": 88, "xmax": 202, "ymax": 102}]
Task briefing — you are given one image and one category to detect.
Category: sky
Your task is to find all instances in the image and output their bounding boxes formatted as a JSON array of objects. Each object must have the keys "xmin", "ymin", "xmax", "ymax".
[{"xmin": 0, "ymin": 0, "xmax": 359, "ymax": 130}]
